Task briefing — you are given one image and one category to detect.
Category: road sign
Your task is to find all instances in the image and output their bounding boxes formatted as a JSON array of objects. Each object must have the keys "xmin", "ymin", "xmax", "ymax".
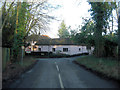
[
  {"xmin": 26, "ymin": 47, "xmax": 31, "ymax": 53},
  {"xmin": 21, "ymin": 46, "xmax": 25, "ymax": 49}
]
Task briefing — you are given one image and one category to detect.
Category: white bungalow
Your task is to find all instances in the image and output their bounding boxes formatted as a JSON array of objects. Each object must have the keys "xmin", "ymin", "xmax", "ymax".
[
  {"xmin": 26, "ymin": 38, "xmax": 94, "ymax": 55},
  {"xmin": 33, "ymin": 45, "xmax": 94, "ymax": 55}
]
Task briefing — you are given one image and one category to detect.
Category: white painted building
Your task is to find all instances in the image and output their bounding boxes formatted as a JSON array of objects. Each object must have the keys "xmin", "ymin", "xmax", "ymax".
[
  {"xmin": 26, "ymin": 38, "xmax": 94, "ymax": 55},
  {"xmin": 29, "ymin": 45, "xmax": 94, "ymax": 55}
]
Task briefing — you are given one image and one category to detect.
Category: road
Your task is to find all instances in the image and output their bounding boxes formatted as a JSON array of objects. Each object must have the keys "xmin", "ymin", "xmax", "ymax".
[{"xmin": 10, "ymin": 56, "xmax": 120, "ymax": 88}]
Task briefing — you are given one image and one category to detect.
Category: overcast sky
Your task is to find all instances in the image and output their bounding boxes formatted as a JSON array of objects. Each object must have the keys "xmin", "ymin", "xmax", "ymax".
[{"xmin": 44, "ymin": 0, "xmax": 92, "ymax": 38}]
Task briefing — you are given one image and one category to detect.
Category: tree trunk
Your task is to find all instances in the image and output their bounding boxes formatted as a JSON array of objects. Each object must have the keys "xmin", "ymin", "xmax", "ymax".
[
  {"xmin": 12, "ymin": 1, "xmax": 21, "ymax": 62},
  {"xmin": 94, "ymin": 14, "xmax": 105, "ymax": 57},
  {"xmin": 95, "ymin": 29, "xmax": 105, "ymax": 57},
  {"xmin": 112, "ymin": 13, "xmax": 113, "ymax": 34},
  {"xmin": 118, "ymin": 15, "xmax": 120, "ymax": 61},
  {"xmin": 118, "ymin": 1, "xmax": 120, "ymax": 61}
]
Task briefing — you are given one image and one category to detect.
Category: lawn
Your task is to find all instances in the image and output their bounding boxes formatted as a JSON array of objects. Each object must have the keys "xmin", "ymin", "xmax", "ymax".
[{"xmin": 75, "ymin": 55, "xmax": 120, "ymax": 80}]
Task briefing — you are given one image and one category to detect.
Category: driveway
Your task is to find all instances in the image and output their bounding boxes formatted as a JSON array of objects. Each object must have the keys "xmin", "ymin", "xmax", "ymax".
[{"xmin": 10, "ymin": 56, "xmax": 120, "ymax": 88}]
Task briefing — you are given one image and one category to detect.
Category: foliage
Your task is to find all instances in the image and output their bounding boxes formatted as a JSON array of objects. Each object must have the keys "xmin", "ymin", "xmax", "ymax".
[
  {"xmin": 70, "ymin": 19, "xmax": 95, "ymax": 46},
  {"xmin": 71, "ymin": 32, "xmax": 94, "ymax": 45},
  {"xmin": 81, "ymin": 18, "xmax": 95, "ymax": 35},
  {"xmin": 70, "ymin": 2, "xmax": 117, "ymax": 57},
  {"xmin": 70, "ymin": 1, "xmax": 117, "ymax": 58},
  {"xmin": 104, "ymin": 35, "xmax": 118, "ymax": 45},
  {"xmin": 12, "ymin": 2, "xmax": 30, "ymax": 61},
  {"xmin": 49, "ymin": 53, "xmax": 69, "ymax": 58},
  {"xmin": 89, "ymin": 2, "xmax": 116, "ymax": 57},
  {"xmin": 26, "ymin": 34, "xmax": 40, "ymax": 42},
  {"xmin": 2, "ymin": 2, "xmax": 16, "ymax": 47},
  {"xmin": 58, "ymin": 20, "xmax": 70, "ymax": 38},
  {"xmin": 2, "ymin": 1, "xmax": 56, "ymax": 62}
]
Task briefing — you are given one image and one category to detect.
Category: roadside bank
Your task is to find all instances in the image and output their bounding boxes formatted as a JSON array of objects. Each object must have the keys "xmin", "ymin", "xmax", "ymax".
[{"xmin": 73, "ymin": 55, "xmax": 120, "ymax": 83}]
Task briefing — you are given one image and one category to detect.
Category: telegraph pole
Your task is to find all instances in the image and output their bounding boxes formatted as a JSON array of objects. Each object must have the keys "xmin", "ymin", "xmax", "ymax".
[{"xmin": 118, "ymin": 1, "xmax": 120, "ymax": 61}]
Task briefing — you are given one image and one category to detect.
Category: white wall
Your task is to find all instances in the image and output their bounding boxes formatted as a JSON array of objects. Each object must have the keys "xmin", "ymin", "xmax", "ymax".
[{"xmin": 35, "ymin": 45, "xmax": 94, "ymax": 55}]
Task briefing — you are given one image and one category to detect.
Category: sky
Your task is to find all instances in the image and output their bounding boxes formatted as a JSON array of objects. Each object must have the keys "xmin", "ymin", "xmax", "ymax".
[
  {"xmin": 0, "ymin": 0, "xmax": 118, "ymax": 38},
  {"xmin": 44, "ymin": 0, "xmax": 92, "ymax": 38},
  {"xmin": 0, "ymin": 0, "xmax": 92, "ymax": 38}
]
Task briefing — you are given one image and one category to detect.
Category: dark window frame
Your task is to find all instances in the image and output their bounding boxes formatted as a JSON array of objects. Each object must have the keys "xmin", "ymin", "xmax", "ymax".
[
  {"xmin": 63, "ymin": 48, "xmax": 68, "ymax": 52},
  {"xmin": 39, "ymin": 48, "xmax": 41, "ymax": 51},
  {"xmin": 52, "ymin": 48, "xmax": 55, "ymax": 52}
]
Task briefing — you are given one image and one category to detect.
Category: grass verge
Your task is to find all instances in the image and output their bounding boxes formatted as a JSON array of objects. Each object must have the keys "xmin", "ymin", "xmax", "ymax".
[{"xmin": 75, "ymin": 55, "xmax": 120, "ymax": 81}]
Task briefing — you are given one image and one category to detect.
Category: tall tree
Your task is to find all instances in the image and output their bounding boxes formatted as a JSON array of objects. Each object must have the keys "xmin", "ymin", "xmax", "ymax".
[
  {"xmin": 58, "ymin": 20, "xmax": 70, "ymax": 38},
  {"xmin": 89, "ymin": 2, "xmax": 116, "ymax": 57},
  {"xmin": 1, "ymin": 0, "xmax": 15, "ymax": 31},
  {"xmin": 12, "ymin": 1, "xmax": 28, "ymax": 60},
  {"xmin": 1, "ymin": 0, "xmax": 56, "ymax": 62},
  {"xmin": 2, "ymin": 1, "xmax": 16, "ymax": 47},
  {"xmin": 118, "ymin": 1, "xmax": 120, "ymax": 61}
]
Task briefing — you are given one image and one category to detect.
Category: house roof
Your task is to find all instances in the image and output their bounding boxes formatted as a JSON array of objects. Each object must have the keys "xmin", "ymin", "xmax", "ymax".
[
  {"xmin": 35, "ymin": 38, "xmax": 79, "ymax": 45},
  {"xmin": 26, "ymin": 34, "xmax": 87, "ymax": 45}
]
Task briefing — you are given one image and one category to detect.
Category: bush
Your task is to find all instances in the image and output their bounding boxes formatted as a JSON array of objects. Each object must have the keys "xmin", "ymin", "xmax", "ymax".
[{"xmin": 49, "ymin": 53, "xmax": 70, "ymax": 58}]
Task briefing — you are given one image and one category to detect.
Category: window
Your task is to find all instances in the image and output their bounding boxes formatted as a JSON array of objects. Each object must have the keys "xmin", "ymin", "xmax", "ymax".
[
  {"xmin": 79, "ymin": 48, "xmax": 81, "ymax": 51},
  {"xmin": 39, "ymin": 48, "xmax": 41, "ymax": 51},
  {"xmin": 87, "ymin": 46, "xmax": 91, "ymax": 50},
  {"xmin": 52, "ymin": 48, "xmax": 55, "ymax": 52},
  {"xmin": 63, "ymin": 48, "xmax": 68, "ymax": 52},
  {"xmin": 33, "ymin": 46, "xmax": 37, "ymax": 48}
]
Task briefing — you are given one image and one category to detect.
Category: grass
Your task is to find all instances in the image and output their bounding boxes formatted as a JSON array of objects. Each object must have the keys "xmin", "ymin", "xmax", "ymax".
[{"xmin": 76, "ymin": 55, "xmax": 120, "ymax": 80}]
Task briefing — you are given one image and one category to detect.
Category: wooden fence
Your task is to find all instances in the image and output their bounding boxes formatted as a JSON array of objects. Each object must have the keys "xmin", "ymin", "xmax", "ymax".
[
  {"xmin": 2, "ymin": 47, "xmax": 26, "ymax": 71},
  {"xmin": 2, "ymin": 48, "xmax": 10, "ymax": 71}
]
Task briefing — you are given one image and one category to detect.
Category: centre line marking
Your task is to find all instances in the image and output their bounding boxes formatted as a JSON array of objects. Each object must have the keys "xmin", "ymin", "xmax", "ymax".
[
  {"xmin": 55, "ymin": 62, "xmax": 56, "ymax": 64},
  {"xmin": 55, "ymin": 62, "xmax": 64, "ymax": 89},
  {"xmin": 56, "ymin": 65, "xmax": 59, "ymax": 72},
  {"xmin": 58, "ymin": 73, "xmax": 64, "ymax": 89}
]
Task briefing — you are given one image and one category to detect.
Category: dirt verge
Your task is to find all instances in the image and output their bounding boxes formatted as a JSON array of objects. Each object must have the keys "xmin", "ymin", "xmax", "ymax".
[{"xmin": 2, "ymin": 58, "xmax": 38, "ymax": 88}]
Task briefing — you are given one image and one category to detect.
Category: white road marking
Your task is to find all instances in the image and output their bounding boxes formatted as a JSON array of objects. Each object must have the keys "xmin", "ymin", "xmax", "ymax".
[
  {"xmin": 55, "ymin": 62, "xmax": 56, "ymax": 64},
  {"xmin": 58, "ymin": 73, "xmax": 64, "ymax": 89},
  {"xmin": 56, "ymin": 65, "xmax": 60, "ymax": 72},
  {"xmin": 26, "ymin": 69, "xmax": 32, "ymax": 73},
  {"xmin": 55, "ymin": 62, "xmax": 60, "ymax": 72},
  {"xmin": 55, "ymin": 62, "xmax": 64, "ymax": 89}
]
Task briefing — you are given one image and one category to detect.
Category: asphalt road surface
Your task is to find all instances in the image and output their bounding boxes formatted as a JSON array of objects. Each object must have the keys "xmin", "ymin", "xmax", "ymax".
[{"xmin": 10, "ymin": 56, "xmax": 120, "ymax": 88}]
